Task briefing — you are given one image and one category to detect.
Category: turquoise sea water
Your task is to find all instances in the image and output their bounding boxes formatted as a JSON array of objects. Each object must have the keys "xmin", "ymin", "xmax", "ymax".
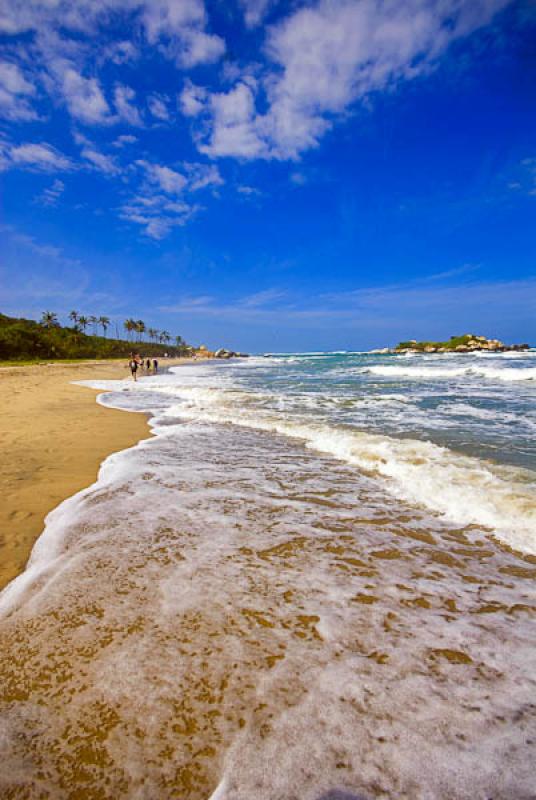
[
  {"xmin": 91, "ymin": 349, "xmax": 536, "ymax": 553},
  {"xmin": 0, "ymin": 350, "xmax": 535, "ymax": 799}
]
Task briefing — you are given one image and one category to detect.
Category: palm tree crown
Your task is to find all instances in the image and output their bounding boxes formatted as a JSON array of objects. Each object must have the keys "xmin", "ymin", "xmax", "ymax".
[
  {"xmin": 99, "ymin": 316, "xmax": 110, "ymax": 337},
  {"xmin": 40, "ymin": 311, "xmax": 59, "ymax": 328}
]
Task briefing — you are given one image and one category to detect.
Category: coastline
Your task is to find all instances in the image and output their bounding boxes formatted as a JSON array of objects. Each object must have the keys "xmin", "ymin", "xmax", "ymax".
[{"xmin": 0, "ymin": 358, "xmax": 190, "ymax": 591}]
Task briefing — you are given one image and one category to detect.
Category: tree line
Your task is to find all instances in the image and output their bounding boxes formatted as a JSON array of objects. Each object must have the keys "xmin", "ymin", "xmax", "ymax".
[{"xmin": 41, "ymin": 311, "xmax": 187, "ymax": 349}]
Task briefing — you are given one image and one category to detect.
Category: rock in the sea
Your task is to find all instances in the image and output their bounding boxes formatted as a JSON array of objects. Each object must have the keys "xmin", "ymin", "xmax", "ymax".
[{"xmin": 214, "ymin": 348, "xmax": 249, "ymax": 359}]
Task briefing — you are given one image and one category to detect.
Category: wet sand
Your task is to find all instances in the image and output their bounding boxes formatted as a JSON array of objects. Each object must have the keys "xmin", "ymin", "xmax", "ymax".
[{"xmin": 0, "ymin": 359, "xmax": 188, "ymax": 591}]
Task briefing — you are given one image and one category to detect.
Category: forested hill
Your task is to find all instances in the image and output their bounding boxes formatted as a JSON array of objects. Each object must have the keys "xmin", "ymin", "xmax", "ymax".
[{"xmin": 0, "ymin": 313, "xmax": 190, "ymax": 361}]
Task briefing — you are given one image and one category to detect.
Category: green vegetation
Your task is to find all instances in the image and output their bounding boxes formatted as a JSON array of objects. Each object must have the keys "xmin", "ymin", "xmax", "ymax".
[
  {"xmin": 396, "ymin": 335, "xmax": 477, "ymax": 351},
  {"xmin": 0, "ymin": 312, "xmax": 192, "ymax": 361}
]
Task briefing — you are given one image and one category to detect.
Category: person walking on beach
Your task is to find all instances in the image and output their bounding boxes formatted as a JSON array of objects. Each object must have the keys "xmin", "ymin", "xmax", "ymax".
[
  {"xmin": 129, "ymin": 357, "xmax": 139, "ymax": 381},
  {"xmin": 153, "ymin": 358, "xmax": 158, "ymax": 373},
  {"xmin": 146, "ymin": 358, "xmax": 151, "ymax": 372}
]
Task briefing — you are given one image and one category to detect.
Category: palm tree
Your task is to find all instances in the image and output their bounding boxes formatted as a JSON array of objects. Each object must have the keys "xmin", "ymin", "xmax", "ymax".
[
  {"xmin": 124, "ymin": 319, "xmax": 135, "ymax": 341},
  {"xmin": 134, "ymin": 320, "xmax": 146, "ymax": 342},
  {"xmin": 68, "ymin": 310, "xmax": 79, "ymax": 328},
  {"xmin": 40, "ymin": 311, "xmax": 59, "ymax": 328},
  {"xmin": 159, "ymin": 330, "xmax": 171, "ymax": 345},
  {"xmin": 175, "ymin": 335, "xmax": 185, "ymax": 347},
  {"xmin": 99, "ymin": 316, "xmax": 110, "ymax": 337},
  {"xmin": 78, "ymin": 315, "xmax": 89, "ymax": 333},
  {"xmin": 88, "ymin": 315, "xmax": 98, "ymax": 335},
  {"xmin": 148, "ymin": 327, "xmax": 158, "ymax": 343}
]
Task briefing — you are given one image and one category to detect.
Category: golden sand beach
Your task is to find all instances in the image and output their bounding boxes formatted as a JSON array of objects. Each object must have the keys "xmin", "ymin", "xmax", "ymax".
[{"xmin": 0, "ymin": 359, "xmax": 186, "ymax": 591}]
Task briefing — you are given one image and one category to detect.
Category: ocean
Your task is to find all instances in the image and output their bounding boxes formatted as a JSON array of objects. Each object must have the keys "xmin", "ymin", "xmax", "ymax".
[{"xmin": 0, "ymin": 350, "xmax": 535, "ymax": 799}]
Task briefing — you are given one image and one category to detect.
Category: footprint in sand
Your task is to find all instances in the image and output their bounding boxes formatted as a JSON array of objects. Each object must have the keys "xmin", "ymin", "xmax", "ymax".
[{"xmin": 8, "ymin": 510, "xmax": 34, "ymax": 521}]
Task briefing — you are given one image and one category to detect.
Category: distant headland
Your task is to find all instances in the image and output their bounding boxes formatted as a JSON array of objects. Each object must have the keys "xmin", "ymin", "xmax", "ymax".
[{"xmin": 373, "ymin": 334, "xmax": 530, "ymax": 355}]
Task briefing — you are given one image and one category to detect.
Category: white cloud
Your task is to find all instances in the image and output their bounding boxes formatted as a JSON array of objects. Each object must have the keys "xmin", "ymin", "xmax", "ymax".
[
  {"xmin": 240, "ymin": 288, "xmax": 286, "ymax": 306},
  {"xmin": 176, "ymin": 29, "xmax": 225, "ymax": 68},
  {"xmin": 192, "ymin": 0, "xmax": 510, "ymax": 160},
  {"xmin": 179, "ymin": 81, "xmax": 207, "ymax": 117},
  {"xmin": 119, "ymin": 192, "xmax": 200, "ymax": 239},
  {"xmin": 237, "ymin": 184, "xmax": 261, "ymax": 196},
  {"xmin": 140, "ymin": 0, "xmax": 207, "ymax": 43},
  {"xmin": 120, "ymin": 156, "xmax": 222, "ymax": 238},
  {"xmin": 113, "ymin": 134, "xmax": 138, "ymax": 147},
  {"xmin": 148, "ymin": 93, "xmax": 171, "ymax": 121},
  {"xmin": 81, "ymin": 146, "xmax": 121, "ymax": 176},
  {"xmin": 61, "ymin": 66, "xmax": 114, "ymax": 125},
  {"xmin": 136, "ymin": 158, "xmax": 223, "ymax": 194},
  {"xmin": 0, "ymin": 0, "xmax": 226, "ymax": 127},
  {"xmin": 104, "ymin": 39, "xmax": 139, "ymax": 65},
  {"xmin": 137, "ymin": 160, "xmax": 188, "ymax": 194},
  {"xmin": 36, "ymin": 178, "xmax": 65, "ymax": 206},
  {"xmin": 0, "ymin": 61, "xmax": 38, "ymax": 121},
  {"xmin": 114, "ymin": 84, "xmax": 143, "ymax": 126},
  {"xmin": 184, "ymin": 162, "xmax": 224, "ymax": 191},
  {"xmin": 141, "ymin": 0, "xmax": 225, "ymax": 67},
  {"xmin": 9, "ymin": 142, "xmax": 73, "ymax": 172},
  {"xmin": 198, "ymin": 81, "xmax": 266, "ymax": 159},
  {"xmin": 239, "ymin": 0, "xmax": 277, "ymax": 28}
]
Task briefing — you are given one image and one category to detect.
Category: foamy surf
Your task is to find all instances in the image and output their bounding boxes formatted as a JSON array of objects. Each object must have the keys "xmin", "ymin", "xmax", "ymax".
[
  {"xmin": 1, "ymin": 383, "xmax": 535, "ymax": 799},
  {"xmin": 74, "ymin": 350, "xmax": 536, "ymax": 556},
  {"xmin": 146, "ymin": 388, "xmax": 535, "ymax": 555},
  {"xmin": 364, "ymin": 364, "xmax": 536, "ymax": 381}
]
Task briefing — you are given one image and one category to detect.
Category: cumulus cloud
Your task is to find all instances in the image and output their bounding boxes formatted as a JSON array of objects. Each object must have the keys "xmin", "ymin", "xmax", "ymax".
[
  {"xmin": 9, "ymin": 142, "xmax": 74, "ymax": 172},
  {"xmin": 198, "ymin": 80, "xmax": 266, "ymax": 158},
  {"xmin": 183, "ymin": 162, "xmax": 224, "ymax": 191},
  {"xmin": 141, "ymin": 0, "xmax": 225, "ymax": 67},
  {"xmin": 239, "ymin": 0, "xmax": 277, "ymax": 28},
  {"xmin": 0, "ymin": 0, "xmax": 225, "ymax": 134},
  {"xmin": 137, "ymin": 160, "xmax": 188, "ymax": 194},
  {"xmin": 113, "ymin": 134, "xmax": 138, "ymax": 148},
  {"xmin": 179, "ymin": 81, "xmax": 208, "ymax": 117},
  {"xmin": 120, "ymin": 157, "xmax": 223, "ymax": 237},
  {"xmin": 119, "ymin": 192, "xmax": 200, "ymax": 239},
  {"xmin": 81, "ymin": 145, "xmax": 121, "ymax": 176},
  {"xmin": 176, "ymin": 29, "xmax": 226, "ymax": 68},
  {"xmin": 0, "ymin": 0, "xmax": 225, "ymax": 69},
  {"xmin": 0, "ymin": 61, "xmax": 38, "ymax": 121},
  {"xmin": 193, "ymin": 0, "xmax": 510, "ymax": 160},
  {"xmin": 148, "ymin": 93, "xmax": 171, "ymax": 121},
  {"xmin": 137, "ymin": 158, "xmax": 223, "ymax": 194},
  {"xmin": 114, "ymin": 84, "xmax": 143, "ymax": 126},
  {"xmin": 61, "ymin": 66, "xmax": 114, "ymax": 125}
]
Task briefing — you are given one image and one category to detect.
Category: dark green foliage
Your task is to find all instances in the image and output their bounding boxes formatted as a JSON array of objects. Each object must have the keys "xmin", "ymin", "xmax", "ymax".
[
  {"xmin": 395, "ymin": 335, "xmax": 473, "ymax": 351},
  {"xmin": 0, "ymin": 313, "xmax": 190, "ymax": 361}
]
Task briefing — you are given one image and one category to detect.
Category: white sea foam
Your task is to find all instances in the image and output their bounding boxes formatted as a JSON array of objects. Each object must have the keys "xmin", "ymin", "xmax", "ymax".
[
  {"xmin": 365, "ymin": 364, "xmax": 536, "ymax": 382},
  {"xmin": 84, "ymin": 371, "xmax": 536, "ymax": 556}
]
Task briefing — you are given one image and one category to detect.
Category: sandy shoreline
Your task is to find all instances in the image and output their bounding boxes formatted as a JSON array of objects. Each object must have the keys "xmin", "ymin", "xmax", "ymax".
[{"xmin": 0, "ymin": 358, "xmax": 190, "ymax": 591}]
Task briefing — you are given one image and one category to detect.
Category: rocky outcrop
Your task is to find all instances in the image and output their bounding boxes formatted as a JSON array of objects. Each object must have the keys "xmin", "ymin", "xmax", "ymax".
[
  {"xmin": 214, "ymin": 348, "xmax": 249, "ymax": 359},
  {"xmin": 392, "ymin": 334, "xmax": 530, "ymax": 354}
]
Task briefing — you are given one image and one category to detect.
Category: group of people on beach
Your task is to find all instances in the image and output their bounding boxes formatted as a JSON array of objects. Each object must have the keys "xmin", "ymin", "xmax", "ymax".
[{"xmin": 128, "ymin": 353, "xmax": 158, "ymax": 381}]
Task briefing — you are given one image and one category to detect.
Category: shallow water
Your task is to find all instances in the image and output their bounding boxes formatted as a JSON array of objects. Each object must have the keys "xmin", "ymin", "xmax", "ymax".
[{"xmin": 0, "ymin": 353, "xmax": 535, "ymax": 798}]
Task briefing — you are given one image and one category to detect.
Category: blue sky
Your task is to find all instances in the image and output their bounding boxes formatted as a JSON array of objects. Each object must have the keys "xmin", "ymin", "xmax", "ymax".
[{"xmin": 0, "ymin": 0, "xmax": 535, "ymax": 352}]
